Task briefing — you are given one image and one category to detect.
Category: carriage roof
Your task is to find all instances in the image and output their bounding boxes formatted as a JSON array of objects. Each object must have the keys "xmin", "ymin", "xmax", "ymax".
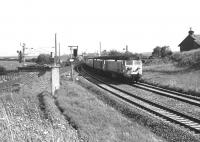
[{"xmin": 87, "ymin": 55, "xmax": 141, "ymax": 60}]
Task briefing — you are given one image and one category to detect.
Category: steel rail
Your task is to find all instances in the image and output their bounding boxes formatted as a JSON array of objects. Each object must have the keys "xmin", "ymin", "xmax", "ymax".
[{"xmin": 131, "ymin": 82, "xmax": 200, "ymax": 106}]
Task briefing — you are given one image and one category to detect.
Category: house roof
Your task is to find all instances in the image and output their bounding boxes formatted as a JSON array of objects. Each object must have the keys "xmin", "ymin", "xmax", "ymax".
[
  {"xmin": 179, "ymin": 31, "xmax": 200, "ymax": 47},
  {"xmin": 192, "ymin": 34, "xmax": 200, "ymax": 45}
]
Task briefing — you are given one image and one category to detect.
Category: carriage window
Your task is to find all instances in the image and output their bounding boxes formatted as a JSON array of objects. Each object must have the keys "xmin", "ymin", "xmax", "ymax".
[{"xmin": 126, "ymin": 60, "xmax": 133, "ymax": 65}]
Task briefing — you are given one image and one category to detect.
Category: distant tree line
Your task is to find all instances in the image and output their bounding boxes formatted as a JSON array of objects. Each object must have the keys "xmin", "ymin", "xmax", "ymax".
[{"xmin": 101, "ymin": 49, "xmax": 143, "ymax": 59}]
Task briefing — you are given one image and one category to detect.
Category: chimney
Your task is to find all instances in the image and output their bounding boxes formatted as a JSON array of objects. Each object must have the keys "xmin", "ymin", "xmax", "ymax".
[
  {"xmin": 50, "ymin": 52, "xmax": 53, "ymax": 58},
  {"xmin": 126, "ymin": 45, "xmax": 128, "ymax": 52},
  {"xmin": 188, "ymin": 27, "xmax": 194, "ymax": 35}
]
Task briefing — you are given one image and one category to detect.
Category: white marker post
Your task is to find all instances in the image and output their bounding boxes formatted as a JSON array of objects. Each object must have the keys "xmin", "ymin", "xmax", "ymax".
[
  {"xmin": 51, "ymin": 65, "xmax": 60, "ymax": 96},
  {"xmin": 51, "ymin": 33, "xmax": 60, "ymax": 96}
]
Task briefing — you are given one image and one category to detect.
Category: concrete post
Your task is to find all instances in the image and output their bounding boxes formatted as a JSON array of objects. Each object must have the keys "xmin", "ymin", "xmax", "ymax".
[{"xmin": 51, "ymin": 65, "xmax": 60, "ymax": 96}]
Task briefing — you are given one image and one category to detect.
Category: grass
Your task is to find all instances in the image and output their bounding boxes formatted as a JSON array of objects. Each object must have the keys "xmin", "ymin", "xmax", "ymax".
[
  {"xmin": 142, "ymin": 49, "xmax": 200, "ymax": 96},
  {"xmin": 142, "ymin": 63, "xmax": 200, "ymax": 96},
  {"xmin": 0, "ymin": 70, "xmax": 79, "ymax": 141},
  {"xmin": 55, "ymin": 77, "xmax": 167, "ymax": 142},
  {"xmin": 0, "ymin": 61, "xmax": 35, "ymax": 70}
]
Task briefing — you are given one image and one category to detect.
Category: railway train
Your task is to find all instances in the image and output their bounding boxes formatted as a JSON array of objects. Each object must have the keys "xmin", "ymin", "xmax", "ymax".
[{"xmin": 85, "ymin": 56, "xmax": 142, "ymax": 82}]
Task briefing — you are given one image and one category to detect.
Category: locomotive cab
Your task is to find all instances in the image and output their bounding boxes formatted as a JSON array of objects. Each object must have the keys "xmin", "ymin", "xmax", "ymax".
[{"xmin": 124, "ymin": 59, "xmax": 142, "ymax": 81}]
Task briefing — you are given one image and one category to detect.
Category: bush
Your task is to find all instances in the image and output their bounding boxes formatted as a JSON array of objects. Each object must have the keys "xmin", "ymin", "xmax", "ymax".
[
  {"xmin": 152, "ymin": 46, "xmax": 162, "ymax": 57},
  {"xmin": 108, "ymin": 50, "xmax": 122, "ymax": 56},
  {"xmin": 36, "ymin": 54, "xmax": 53, "ymax": 65},
  {"xmin": 0, "ymin": 66, "xmax": 6, "ymax": 73},
  {"xmin": 0, "ymin": 66, "xmax": 6, "ymax": 75},
  {"xmin": 161, "ymin": 46, "xmax": 172, "ymax": 57},
  {"xmin": 171, "ymin": 49, "xmax": 200, "ymax": 67}
]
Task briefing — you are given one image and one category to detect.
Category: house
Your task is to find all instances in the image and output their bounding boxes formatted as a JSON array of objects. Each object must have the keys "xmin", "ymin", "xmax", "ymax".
[{"xmin": 178, "ymin": 28, "xmax": 200, "ymax": 52}]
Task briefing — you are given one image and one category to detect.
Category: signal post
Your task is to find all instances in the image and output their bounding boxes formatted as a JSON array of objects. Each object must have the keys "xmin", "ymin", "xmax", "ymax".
[{"xmin": 68, "ymin": 45, "xmax": 78, "ymax": 81}]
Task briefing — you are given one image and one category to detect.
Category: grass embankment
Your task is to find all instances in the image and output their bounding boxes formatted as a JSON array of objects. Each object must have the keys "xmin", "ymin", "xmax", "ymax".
[
  {"xmin": 142, "ymin": 49, "xmax": 200, "ymax": 96},
  {"xmin": 56, "ymin": 75, "xmax": 200, "ymax": 142},
  {"xmin": 0, "ymin": 71, "xmax": 79, "ymax": 141},
  {"xmin": 55, "ymin": 77, "xmax": 167, "ymax": 142}
]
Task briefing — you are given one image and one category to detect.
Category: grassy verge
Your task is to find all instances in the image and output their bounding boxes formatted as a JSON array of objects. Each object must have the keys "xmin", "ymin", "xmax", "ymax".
[
  {"xmin": 38, "ymin": 91, "xmax": 79, "ymax": 141},
  {"xmin": 142, "ymin": 63, "xmax": 200, "ymax": 96},
  {"xmin": 55, "ymin": 77, "xmax": 167, "ymax": 142},
  {"xmin": 0, "ymin": 70, "xmax": 79, "ymax": 141}
]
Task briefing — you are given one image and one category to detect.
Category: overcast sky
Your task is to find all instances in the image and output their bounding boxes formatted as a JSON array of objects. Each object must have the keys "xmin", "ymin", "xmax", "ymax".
[{"xmin": 0, "ymin": 0, "xmax": 200, "ymax": 56}]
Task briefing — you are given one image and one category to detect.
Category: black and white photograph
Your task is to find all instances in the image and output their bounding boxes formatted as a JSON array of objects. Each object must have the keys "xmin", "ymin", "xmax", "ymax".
[{"xmin": 0, "ymin": 0, "xmax": 200, "ymax": 141}]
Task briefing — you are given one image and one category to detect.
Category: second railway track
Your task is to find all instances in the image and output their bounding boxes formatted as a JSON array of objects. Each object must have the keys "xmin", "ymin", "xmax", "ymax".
[
  {"xmin": 77, "ymin": 65, "xmax": 200, "ymax": 134},
  {"xmin": 132, "ymin": 81, "xmax": 200, "ymax": 106}
]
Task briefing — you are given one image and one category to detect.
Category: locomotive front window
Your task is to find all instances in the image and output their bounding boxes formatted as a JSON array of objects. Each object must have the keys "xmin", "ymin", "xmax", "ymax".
[{"xmin": 126, "ymin": 60, "xmax": 133, "ymax": 65}]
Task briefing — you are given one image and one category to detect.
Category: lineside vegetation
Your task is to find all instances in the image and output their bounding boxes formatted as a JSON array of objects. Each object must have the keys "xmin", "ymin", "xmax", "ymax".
[{"xmin": 142, "ymin": 48, "xmax": 200, "ymax": 95}]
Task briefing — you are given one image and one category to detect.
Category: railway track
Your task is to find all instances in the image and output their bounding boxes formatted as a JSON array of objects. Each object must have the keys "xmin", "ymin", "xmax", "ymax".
[
  {"xmin": 131, "ymin": 82, "xmax": 200, "ymax": 107},
  {"xmin": 78, "ymin": 65, "xmax": 200, "ymax": 134}
]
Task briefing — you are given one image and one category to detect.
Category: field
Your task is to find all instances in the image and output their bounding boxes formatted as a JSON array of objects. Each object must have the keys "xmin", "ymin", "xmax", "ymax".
[
  {"xmin": 142, "ymin": 64, "xmax": 200, "ymax": 95},
  {"xmin": 0, "ymin": 61, "xmax": 35, "ymax": 70},
  {"xmin": 142, "ymin": 49, "xmax": 200, "ymax": 95}
]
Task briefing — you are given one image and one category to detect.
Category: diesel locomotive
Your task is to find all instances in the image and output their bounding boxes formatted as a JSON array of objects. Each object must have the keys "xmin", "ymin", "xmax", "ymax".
[{"xmin": 85, "ymin": 56, "xmax": 142, "ymax": 82}]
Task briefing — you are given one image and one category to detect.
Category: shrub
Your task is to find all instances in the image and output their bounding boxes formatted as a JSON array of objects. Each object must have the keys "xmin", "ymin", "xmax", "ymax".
[
  {"xmin": 171, "ymin": 49, "xmax": 200, "ymax": 67},
  {"xmin": 152, "ymin": 46, "xmax": 162, "ymax": 57},
  {"xmin": 108, "ymin": 50, "xmax": 122, "ymax": 56},
  {"xmin": 161, "ymin": 46, "xmax": 172, "ymax": 57},
  {"xmin": 36, "ymin": 54, "xmax": 53, "ymax": 65},
  {"xmin": 0, "ymin": 66, "xmax": 6, "ymax": 73}
]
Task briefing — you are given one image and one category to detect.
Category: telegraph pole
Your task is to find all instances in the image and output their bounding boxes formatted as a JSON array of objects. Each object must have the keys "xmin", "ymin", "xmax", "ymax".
[
  {"xmin": 126, "ymin": 45, "xmax": 128, "ymax": 52},
  {"xmin": 51, "ymin": 33, "xmax": 60, "ymax": 96},
  {"xmin": 59, "ymin": 42, "xmax": 61, "ymax": 64},
  {"xmin": 99, "ymin": 42, "xmax": 101, "ymax": 56},
  {"xmin": 54, "ymin": 33, "xmax": 57, "ymax": 65}
]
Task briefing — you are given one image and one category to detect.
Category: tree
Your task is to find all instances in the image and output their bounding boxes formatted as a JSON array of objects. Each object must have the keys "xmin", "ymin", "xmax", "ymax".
[
  {"xmin": 123, "ymin": 51, "xmax": 134, "ymax": 57},
  {"xmin": 152, "ymin": 46, "xmax": 172, "ymax": 58},
  {"xmin": 17, "ymin": 50, "xmax": 23, "ymax": 63},
  {"xmin": 36, "ymin": 54, "xmax": 53, "ymax": 64},
  {"xmin": 108, "ymin": 50, "xmax": 122, "ymax": 56},
  {"xmin": 152, "ymin": 46, "xmax": 162, "ymax": 57},
  {"xmin": 101, "ymin": 50, "xmax": 108, "ymax": 56},
  {"xmin": 161, "ymin": 46, "xmax": 172, "ymax": 57}
]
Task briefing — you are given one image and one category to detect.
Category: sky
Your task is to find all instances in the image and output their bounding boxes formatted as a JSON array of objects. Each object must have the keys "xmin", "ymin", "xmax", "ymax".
[{"xmin": 0, "ymin": 0, "xmax": 200, "ymax": 56}]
